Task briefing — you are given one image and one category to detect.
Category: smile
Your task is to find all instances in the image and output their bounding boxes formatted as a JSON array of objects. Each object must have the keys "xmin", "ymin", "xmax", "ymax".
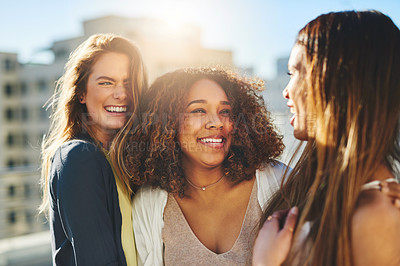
[
  {"xmin": 199, "ymin": 138, "xmax": 223, "ymax": 144},
  {"xmin": 197, "ymin": 136, "xmax": 226, "ymax": 149},
  {"xmin": 104, "ymin": 106, "xmax": 127, "ymax": 113},
  {"xmin": 287, "ymin": 101, "xmax": 295, "ymax": 114}
]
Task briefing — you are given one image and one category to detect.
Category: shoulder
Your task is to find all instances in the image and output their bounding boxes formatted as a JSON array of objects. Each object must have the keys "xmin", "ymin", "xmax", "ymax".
[
  {"xmin": 352, "ymin": 190, "xmax": 400, "ymax": 265},
  {"xmin": 133, "ymin": 186, "xmax": 167, "ymax": 266},
  {"xmin": 257, "ymin": 160, "xmax": 289, "ymax": 185},
  {"xmin": 132, "ymin": 186, "xmax": 168, "ymax": 241},
  {"xmin": 51, "ymin": 139, "xmax": 111, "ymax": 186},
  {"xmin": 52, "ymin": 139, "xmax": 106, "ymax": 169},
  {"xmin": 256, "ymin": 160, "xmax": 289, "ymax": 210},
  {"xmin": 57, "ymin": 139, "xmax": 103, "ymax": 160},
  {"xmin": 133, "ymin": 185, "xmax": 168, "ymax": 210}
]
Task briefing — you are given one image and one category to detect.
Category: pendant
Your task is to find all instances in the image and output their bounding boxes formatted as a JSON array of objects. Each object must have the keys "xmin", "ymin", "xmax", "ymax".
[{"xmin": 202, "ymin": 187, "xmax": 206, "ymax": 191}]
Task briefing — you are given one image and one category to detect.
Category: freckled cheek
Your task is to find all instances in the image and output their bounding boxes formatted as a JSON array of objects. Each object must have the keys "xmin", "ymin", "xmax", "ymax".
[{"xmin": 179, "ymin": 117, "xmax": 204, "ymax": 135}]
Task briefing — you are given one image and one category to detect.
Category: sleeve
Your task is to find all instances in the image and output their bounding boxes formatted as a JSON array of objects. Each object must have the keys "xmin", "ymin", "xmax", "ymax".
[
  {"xmin": 132, "ymin": 186, "xmax": 168, "ymax": 266},
  {"xmin": 52, "ymin": 142, "xmax": 123, "ymax": 266},
  {"xmin": 257, "ymin": 160, "xmax": 290, "ymax": 211}
]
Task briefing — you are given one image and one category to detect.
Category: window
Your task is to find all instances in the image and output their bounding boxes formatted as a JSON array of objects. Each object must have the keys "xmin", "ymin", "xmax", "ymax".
[
  {"xmin": 21, "ymin": 107, "xmax": 28, "ymax": 121},
  {"xmin": 54, "ymin": 48, "xmax": 68, "ymax": 60},
  {"xmin": 37, "ymin": 79, "xmax": 47, "ymax": 92},
  {"xmin": 8, "ymin": 211, "xmax": 16, "ymax": 224},
  {"xmin": 7, "ymin": 159, "xmax": 16, "ymax": 168},
  {"xmin": 4, "ymin": 83, "xmax": 13, "ymax": 97},
  {"xmin": 6, "ymin": 133, "xmax": 15, "ymax": 147},
  {"xmin": 8, "ymin": 185, "xmax": 15, "ymax": 197},
  {"xmin": 24, "ymin": 184, "xmax": 31, "ymax": 198},
  {"xmin": 4, "ymin": 58, "xmax": 15, "ymax": 72},
  {"xmin": 20, "ymin": 82, "xmax": 28, "ymax": 95},
  {"xmin": 26, "ymin": 211, "xmax": 32, "ymax": 224},
  {"xmin": 5, "ymin": 108, "xmax": 16, "ymax": 121}
]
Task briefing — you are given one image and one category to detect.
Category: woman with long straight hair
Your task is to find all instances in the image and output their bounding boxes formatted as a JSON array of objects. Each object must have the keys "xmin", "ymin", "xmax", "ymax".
[
  {"xmin": 253, "ymin": 10, "xmax": 400, "ymax": 266},
  {"xmin": 40, "ymin": 34, "xmax": 147, "ymax": 265}
]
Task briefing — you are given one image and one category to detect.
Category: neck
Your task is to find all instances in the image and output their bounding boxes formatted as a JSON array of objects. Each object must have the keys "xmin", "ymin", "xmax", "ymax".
[
  {"xmin": 183, "ymin": 165, "xmax": 226, "ymax": 193},
  {"xmin": 92, "ymin": 130, "xmax": 114, "ymax": 150},
  {"xmin": 370, "ymin": 163, "xmax": 394, "ymax": 182}
]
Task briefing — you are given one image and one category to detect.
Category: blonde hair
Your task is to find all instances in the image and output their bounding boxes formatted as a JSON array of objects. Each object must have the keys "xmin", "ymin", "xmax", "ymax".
[
  {"xmin": 40, "ymin": 34, "xmax": 148, "ymax": 213},
  {"xmin": 261, "ymin": 10, "xmax": 400, "ymax": 266}
]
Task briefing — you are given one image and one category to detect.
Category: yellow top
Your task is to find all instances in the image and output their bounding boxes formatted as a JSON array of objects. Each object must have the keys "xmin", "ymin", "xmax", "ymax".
[{"xmin": 105, "ymin": 152, "xmax": 137, "ymax": 266}]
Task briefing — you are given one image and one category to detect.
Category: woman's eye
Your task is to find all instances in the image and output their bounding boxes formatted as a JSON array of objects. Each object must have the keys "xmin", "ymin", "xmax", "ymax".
[
  {"xmin": 99, "ymin": 81, "xmax": 113, "ymax": 86},
  {"xmin": 220, "ymin": 109, "xmax": 231, "ymax": 116},
  {"xmin": 190, "ymin": 108, "xmax": 206, "ymax": 114},
  {"xmin": 287, "ymin": 72, "xmax": 293, "ymax": 77}
]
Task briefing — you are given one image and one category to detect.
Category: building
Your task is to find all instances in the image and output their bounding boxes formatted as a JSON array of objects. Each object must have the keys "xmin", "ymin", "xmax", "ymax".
[
  {"xmin": 0, "ymin": 167, "xmax": 47, "ymax": 239},
  {"xmin": 52, "ymin": 15, "xmax": 234, "ymax": 82},
  {"xmin": 262, "ymin": 56, "xmax": 302, "ymax": 163}
]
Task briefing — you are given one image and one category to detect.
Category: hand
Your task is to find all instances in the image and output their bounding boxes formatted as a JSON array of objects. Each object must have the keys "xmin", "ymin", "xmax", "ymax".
[
  {"xmin": 252, "ymin": 207, "xmax": 298, "ymax": 266},
  {"xmin": 381, "ymin": 181, "xmax": 400, "ymax": 209}
]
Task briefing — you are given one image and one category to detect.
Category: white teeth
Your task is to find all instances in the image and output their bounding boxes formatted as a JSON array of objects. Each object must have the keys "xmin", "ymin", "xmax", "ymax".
[
  {"xmin": 105, "ymin": 106, "xmax": 127, "ymax": 113},
  {"xmin": 200, "ymin": 138, "xmax": 223, "ymax": 143}
]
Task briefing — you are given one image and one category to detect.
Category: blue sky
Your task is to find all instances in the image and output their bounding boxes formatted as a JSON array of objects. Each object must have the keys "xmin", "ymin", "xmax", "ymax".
[{"xmin": 1, "ymin": 0, "xmax": 399, "ymax": 79}]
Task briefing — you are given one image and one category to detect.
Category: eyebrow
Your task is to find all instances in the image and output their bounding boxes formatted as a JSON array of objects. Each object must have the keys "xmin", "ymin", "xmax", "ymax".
[
  {"xmin": 95, "ymin": 76, "xmax": 131, "ymax": 84},
  {"xmin": 288, "ymin": 63, "xmax": 300, "ymax": 70},
  {"xmin": 96, "ymin": 76, "xmax": 114, "ymax": 81},
  {"xmin": 186, "ymin": 100, "xmax": 231, "ymax": 108}
]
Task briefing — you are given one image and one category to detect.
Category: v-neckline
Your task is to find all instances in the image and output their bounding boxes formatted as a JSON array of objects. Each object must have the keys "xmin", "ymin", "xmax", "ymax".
[{"xmin": 168, "ymin": 179, "xmax": 257, "ymax": 256}]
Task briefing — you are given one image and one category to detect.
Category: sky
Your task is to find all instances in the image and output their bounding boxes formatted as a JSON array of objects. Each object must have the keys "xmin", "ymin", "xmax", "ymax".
[{"xmin": 1, "ymin": 0, "xmax": 399, "ymax": 79}]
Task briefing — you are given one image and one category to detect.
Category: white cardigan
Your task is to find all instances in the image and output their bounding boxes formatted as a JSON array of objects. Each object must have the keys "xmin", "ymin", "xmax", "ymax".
[{"xmin": 132, "ymin": 161, "xmax": 287, "ymax": 266}]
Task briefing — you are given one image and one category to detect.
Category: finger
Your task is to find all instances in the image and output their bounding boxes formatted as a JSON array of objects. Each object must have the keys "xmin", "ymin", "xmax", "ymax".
[
  {"xmin": 395, "ymin": 199, "xmax": 400, "ymax": 210},
  {"xmin": 271, "ymin": 209, "xmax": 288, "ymax": 220},
  {"xmin": 381, "ymin": 181, "xmax": 400, "ymax": 198},
  {"xmin": 282, "ymin": 207, "xmax": 298, "ymax": 234},
  {"xmin": 264, "ymin": 209, "xmax": 287, "ymax": 230},
  {"xmin": 261, "ymin": 214, "xmax": 280, "ymax": 232}
]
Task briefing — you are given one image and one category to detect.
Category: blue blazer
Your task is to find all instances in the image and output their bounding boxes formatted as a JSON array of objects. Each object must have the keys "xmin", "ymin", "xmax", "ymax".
[{"xmin": 49, "ymin": 135, "xmax": 127, "ymax": 266}]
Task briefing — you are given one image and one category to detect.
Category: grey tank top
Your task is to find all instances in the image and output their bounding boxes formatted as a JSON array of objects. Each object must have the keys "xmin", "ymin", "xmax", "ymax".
[{"xmin": 162, "ymin": 180, "xmax": 261, "ymax": 266}]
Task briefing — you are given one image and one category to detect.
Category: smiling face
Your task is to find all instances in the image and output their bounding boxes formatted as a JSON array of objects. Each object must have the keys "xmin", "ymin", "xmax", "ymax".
[
  {"xmin": 283, "ymin": 44, "xmax": 309, "ymax": 141},
  {"xmin": 80, "ymin": 52, "xmax": 132, "ymax": 144},
  {"xmin": 178, "ymin": 79, "xmax": 233, "ymax": 170}
]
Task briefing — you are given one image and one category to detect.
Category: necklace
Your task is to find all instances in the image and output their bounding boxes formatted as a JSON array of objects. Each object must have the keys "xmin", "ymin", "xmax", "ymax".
[{"xmin": 185, "ymin": 174, "xmax": 225, "ymax": 191}]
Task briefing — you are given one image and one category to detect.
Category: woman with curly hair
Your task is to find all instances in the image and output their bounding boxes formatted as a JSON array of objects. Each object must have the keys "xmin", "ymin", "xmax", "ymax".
[
  {"xmin": 112, "ymin": 66, "xmax": 285, "ymax": 265},
  {"xmin": 253, "ymin": 10, "xmax": 400, "ymax": 266},
  {"xmin": 40, "ymin": 34, "xmax": 147, "ymax": 265}
]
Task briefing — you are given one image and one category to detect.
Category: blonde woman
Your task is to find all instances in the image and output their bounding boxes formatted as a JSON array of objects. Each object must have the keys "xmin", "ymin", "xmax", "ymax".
[{"xmin": 40, "ymin": 34, "xmax": 147, "ymax": 265}]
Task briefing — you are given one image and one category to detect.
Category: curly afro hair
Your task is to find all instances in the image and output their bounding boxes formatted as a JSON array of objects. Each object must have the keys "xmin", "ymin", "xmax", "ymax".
[{"xmin": 118, "ymin": 66, "xmax": 284, "ymax": 197}]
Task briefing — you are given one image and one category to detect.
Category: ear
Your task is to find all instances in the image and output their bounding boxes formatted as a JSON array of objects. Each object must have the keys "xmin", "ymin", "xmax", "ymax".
[{"xmin": 79, "ymin": 94, "xmax": 86, "ymax": 104}]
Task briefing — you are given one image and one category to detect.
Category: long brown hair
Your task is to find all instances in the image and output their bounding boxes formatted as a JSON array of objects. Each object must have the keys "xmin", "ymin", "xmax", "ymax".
[
  {"xmin": 261, "ymin": 10, "xmax": 400, "ymax": 265},
  {"xmin": 112, "ymin": 66, "xmax": 284, "ymax": 196},
  {"xmin": 40, "ymin": 34, "xmax": 148, "ymax": 213}
]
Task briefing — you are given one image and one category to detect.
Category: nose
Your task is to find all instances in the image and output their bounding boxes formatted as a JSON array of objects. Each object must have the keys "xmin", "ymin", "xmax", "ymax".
[
  {"xmin": 114, "ymin": 83, "xmax": 128, "ymax": 100},
  {"xmin": 206, "ymin": 113, "xmax": 224, "ymax": 129},
  {"xmin": 282, "ymin": 86, "xmax": 289, "ymax": 99}
]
